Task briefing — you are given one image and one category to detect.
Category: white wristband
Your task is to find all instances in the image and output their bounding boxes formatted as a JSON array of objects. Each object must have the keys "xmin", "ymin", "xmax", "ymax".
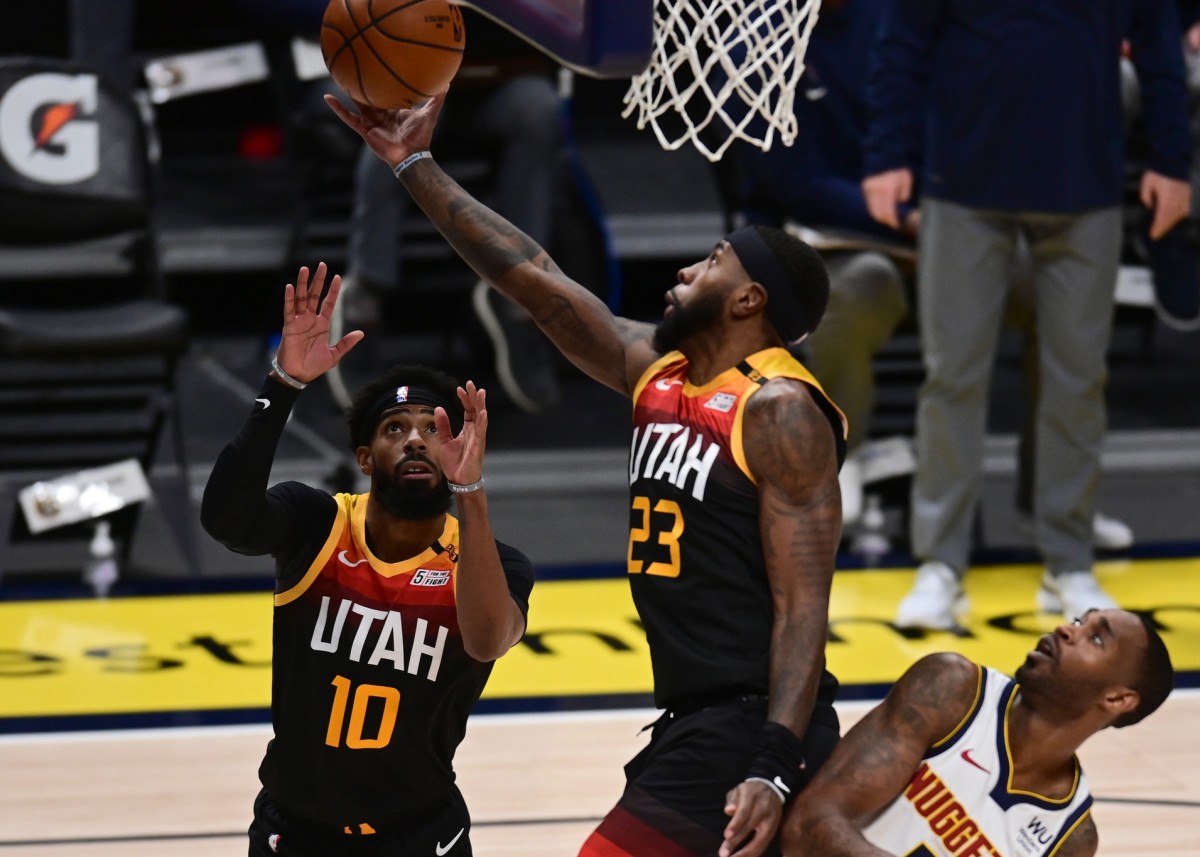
[
  {"xmin": 744, "ymin": 776, "xmax": 788, "ymax": 804},
  {"xmin": 393, "ymin": 150, "xmax": 432, "ymax": 177},
  {"xmin": 447, "ymin": 477, "xmax": 485, "ymax": 494},
  {"xmin": 270, "ymin": 353, "xmax": 307, "ymax": 390}
]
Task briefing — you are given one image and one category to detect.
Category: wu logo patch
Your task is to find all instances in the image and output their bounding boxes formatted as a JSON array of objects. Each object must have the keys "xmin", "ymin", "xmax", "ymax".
[
  {"xmin": 412, "ymin": 568, "xmax": 451, "ymax": 587},
  {"xmin": 704, "ymin": 392, "xmax": 738, "ymax": 413}
]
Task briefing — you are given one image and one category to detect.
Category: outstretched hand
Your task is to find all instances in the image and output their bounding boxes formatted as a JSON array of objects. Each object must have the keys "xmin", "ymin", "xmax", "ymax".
[
  {"xmin": 275, "ymin": 263, "xmax": 364, "ymax": 385},
  {"xmin": 435, "ymin": 381, "xmax": 488, "ymax": 486},
  {"xmin": 324, "ymin": 91, "xmax": 447, "ymax": 171}
]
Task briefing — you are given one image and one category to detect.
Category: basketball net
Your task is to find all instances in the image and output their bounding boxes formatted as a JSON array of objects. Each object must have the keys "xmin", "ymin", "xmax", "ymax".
[{"xmin": 622, "ymin": 0, "xmax": 820, "ymax": 162}]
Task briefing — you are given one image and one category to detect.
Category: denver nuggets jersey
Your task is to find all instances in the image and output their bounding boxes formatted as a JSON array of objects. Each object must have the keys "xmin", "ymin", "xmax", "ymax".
[
  {"xmin": 261, "ymin": 492, "xmax": 533, "ymax": 827},
  {"xmin": 628, "ymin": 347, "xmax": 846, "ymax": 709},
  {"xmin": 863, "ymin": 666, "xmax": 1093, "ymax": 857}
]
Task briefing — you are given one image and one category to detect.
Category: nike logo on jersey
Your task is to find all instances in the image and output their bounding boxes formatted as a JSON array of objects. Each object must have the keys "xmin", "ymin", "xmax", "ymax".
[
  {"xmin": 435, "ymin": 827, "xmax": 465, "ymax": 855},
  {"xmin": 338, "ymin": 550, "xmax": 370, "ymax": 567},
  {"xmin": 255, "ymin": 398, "xmax": 271, "ymax": 410},
  {"xmin": 655, "ymin": 378, "xmax": 683, "ymax": 391},
  {"xmin": 773, "ymin": 775, "xmax": 791, "ymax": 795},
  {"xmin": 961, "ymin": 749, "xmax": 989, "ymax": 773}
]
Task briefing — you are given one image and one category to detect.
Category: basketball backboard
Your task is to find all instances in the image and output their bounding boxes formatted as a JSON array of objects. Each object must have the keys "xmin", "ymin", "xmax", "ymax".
[{"xmin": 458, "ymin": 0, "xmax": 652, "ymax": 78}]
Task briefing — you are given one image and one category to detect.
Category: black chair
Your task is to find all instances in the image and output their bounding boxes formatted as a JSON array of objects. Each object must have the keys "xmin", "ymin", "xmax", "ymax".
[{"xmin": 0, "ymin": 58, "xmax": 194, "ymax": 581}]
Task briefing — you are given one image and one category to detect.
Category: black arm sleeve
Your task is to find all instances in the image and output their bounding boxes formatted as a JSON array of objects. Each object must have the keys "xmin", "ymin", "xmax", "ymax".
[
  {"xmin": 495, "ymin": 540, "xmax": 535, "ymax": 626},
  {"xmin": 200, "ymin": 376, "xmax": 337, "ymax": 567}
]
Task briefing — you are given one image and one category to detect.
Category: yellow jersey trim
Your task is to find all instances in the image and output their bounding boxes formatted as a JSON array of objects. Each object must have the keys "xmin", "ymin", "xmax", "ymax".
[
  {"xmin": 632, "ymin": 351, "xmax": 686, "ymax": 404},
  {"xmin": 1002, "ymin": 685, "xmax": 1081, "ymax": 804},
  {"xmin": 1047, "ymin": 808, "xmax": 1092, "ymax": 857},
  {"xmin": 730, "ymin": 347, "xmax": 849, "ymax": 483},
  {"xmin": 274, "ymin": 498, "xmax": 348, "ymax": 607},
  {"xmin": 930, "ymin": 662, "xmax": 984, "ymax": 749}
]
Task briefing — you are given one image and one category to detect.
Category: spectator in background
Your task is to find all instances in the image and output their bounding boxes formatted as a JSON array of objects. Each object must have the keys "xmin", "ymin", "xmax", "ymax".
[
  {"xmin": 863, "ymin": 0, "xmax": 1192, "ymax": 629},
  {"xmin": 337, "ymin": 9, "xmax": 566, "ymax": 414},
  {"xmin": 733, "ymin": 0, "xmax": 910, "ymax": 529},
  {"xmin": 734, "ymin": 0, "xmax": 1135, "ymax": 553},
  {"xmin": 1128, "ymin": 0, "xmax": 1200, "ymax": 331}
]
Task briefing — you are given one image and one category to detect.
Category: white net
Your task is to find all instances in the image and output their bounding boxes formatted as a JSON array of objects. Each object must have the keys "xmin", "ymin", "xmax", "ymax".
[{"xmin": 622, "ymin": 0, "xmax": 821, "ymax": 162}]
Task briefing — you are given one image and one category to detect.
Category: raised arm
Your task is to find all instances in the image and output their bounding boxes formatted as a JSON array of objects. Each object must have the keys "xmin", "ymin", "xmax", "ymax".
[
  {"xmin": 325, "ymin": 92, "xmax": 659, "ymax": 396},
  {"xmin": 200, "ymin": 265, "xmax": 359, "ymax": 557},
  {"xmin": 721, "ymin": 380, "xmax": 842, "ymax": 857},
  {"xmin": 434, "ymin": 382, "xmax": 527, "ymax": 661},
  {"xmin": 782, "ymin": 653, "xmax": 981, "ymax": 856}
]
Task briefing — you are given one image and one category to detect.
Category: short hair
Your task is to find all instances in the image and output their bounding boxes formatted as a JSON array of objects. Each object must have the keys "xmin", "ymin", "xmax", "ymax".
[
  {"xmin": 1112, "ymin": 612, "xmax": 1174, "ymax": 728},
  {"xmin": 754, "ymin": 224, "xmax": 830, "ymax": 339},
  {"xmin": 345, "ymin": 363, "xmax": 463, "ymax": 449}
]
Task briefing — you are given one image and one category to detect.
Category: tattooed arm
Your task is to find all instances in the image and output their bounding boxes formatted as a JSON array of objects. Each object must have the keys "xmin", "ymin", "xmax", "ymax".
[
  {"xmin": 325, "ymin": 92, "xmax": 658, "ymax": 396},
  {"xmin": 721, "ymin": 380, "xmax": 843, "ymax": 857},
  {"xmin": 781, "ymin": 653, "xmax": 981, "ymax": 856}
]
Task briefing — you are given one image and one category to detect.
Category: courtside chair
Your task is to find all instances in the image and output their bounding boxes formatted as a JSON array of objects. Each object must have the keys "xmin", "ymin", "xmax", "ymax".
[{"xmin": 0, "ymin": 58, "xmax": 196, "ymax": 583}]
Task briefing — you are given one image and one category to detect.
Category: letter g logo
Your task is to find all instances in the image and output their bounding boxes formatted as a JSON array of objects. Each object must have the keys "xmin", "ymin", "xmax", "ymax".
[{"xmin": 0, "ymin": 72, "xmax": 99, "ymax": 185}]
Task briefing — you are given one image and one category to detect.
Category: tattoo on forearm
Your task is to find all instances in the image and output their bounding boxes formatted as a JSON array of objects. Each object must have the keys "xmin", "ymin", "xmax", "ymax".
[{"xmin": 406, "ymin": 167, "xmax": 545, "ymax": 282}]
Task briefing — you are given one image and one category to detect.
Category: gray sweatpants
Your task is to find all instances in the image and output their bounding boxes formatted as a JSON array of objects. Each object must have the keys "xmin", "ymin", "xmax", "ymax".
[{"xmin": 911, "ymin": 198, "xmax": 1121, "ymax": 575}]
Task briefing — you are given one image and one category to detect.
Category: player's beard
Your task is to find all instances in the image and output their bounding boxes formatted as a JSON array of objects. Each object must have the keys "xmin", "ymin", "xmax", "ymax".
[
  {"xmin": 653, "ymin": 291, "xmax": 724, "ymax": 353},
  {"xmin": 371, "ymin": 457, "xmax": 452, "ymax": 520}
]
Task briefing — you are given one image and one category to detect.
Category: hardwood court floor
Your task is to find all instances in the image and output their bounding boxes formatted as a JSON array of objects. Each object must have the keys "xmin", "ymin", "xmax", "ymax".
[{"xmin": 1, "ymin": 695, "xmax": 1197, "ymax": 857}]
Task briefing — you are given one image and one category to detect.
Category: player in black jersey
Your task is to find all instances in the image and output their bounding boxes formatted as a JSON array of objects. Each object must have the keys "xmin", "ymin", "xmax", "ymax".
[
  {"xmin": 201, "ymin": 263, "xmax": 534, "ymax": 857},
  {"xmin": 328, "ymin": 96, "xmax": 846, "ymax": 857}
]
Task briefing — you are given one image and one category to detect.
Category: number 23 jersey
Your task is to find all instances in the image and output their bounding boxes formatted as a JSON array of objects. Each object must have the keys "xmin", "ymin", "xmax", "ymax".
[{"xmin": 628, "ymin": 347, "xmax": 846, "ymax": 709}]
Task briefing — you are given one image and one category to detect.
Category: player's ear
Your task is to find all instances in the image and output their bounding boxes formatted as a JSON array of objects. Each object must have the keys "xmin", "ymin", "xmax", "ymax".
[
  {"xmin": 355, "ymin": 445, "xmax": 373, "ymax": 475},
  {"xmin": 1102, "ymin": 686, "xmax": 1139, "ymax": 720},
  {"xmin": 733, "ymin": 281, "xmax": 768, "ymax": 319}
]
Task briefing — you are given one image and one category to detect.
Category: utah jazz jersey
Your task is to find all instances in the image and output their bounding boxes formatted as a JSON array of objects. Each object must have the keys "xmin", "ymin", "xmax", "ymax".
[
  {"xmin": 863, "ymin": 666, "xmax": 1094, "ymax": 857},
  {"xmin": 628, "ymin": 347, "xmax": 846, "ymax": 709},
  {"xmin": 261, "ymin": 492, "xmax": 533, "ymax": 828}
]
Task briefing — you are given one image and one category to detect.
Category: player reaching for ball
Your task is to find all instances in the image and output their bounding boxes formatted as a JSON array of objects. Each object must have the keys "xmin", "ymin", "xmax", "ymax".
[
  {"xmin": 200, "ymin": 263, "xmax": 534, "ymax": 857},
  {"xmin": 328, "ymin": 90, "xmax": 847, "ymax": 857}
]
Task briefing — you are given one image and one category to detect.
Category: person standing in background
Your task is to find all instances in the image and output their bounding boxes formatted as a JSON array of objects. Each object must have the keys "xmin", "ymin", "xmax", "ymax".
[{"xmin": 863, "ymin": 0, "xmax": 1192, "ymax": 629}]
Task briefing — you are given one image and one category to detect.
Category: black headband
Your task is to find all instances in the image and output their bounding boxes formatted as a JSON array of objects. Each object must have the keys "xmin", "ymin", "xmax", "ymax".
[
  {"xmin": 361, "ymin": 384, "xmax": 455, "ymax": 442},
  {"xmin": 726, "ymin": 226, "xmax": 809, "ymax": 342}
]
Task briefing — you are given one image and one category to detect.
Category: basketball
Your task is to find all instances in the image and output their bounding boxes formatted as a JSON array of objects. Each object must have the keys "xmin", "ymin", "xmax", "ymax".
[{"xmin": 320, "ymin": 0, "xmax": 466, "ymax": 110}]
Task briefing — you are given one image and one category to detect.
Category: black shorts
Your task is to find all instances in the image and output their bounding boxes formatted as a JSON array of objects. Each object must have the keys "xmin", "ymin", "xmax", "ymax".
[
  {"xmin": 248, "ymin": 786, "xmax": 471, "ymax": 857},
  {"xmin": 580, "ymin": 697, "xmax": 840, "ymax": 856}
]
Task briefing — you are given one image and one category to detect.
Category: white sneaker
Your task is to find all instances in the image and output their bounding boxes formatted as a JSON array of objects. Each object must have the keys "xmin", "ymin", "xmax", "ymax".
[
  {"xmin": 1092, "ymin": 511, "xmax": 1133, "ymax": 550},
  {"xmin": 895, "ymin": 561, "xmax": 969, "ymax": 630},
  {"xmin": 1014, "ymin": 510, "xmax": 1134, "ymax": 551},
  {"xmin": 1036, "ymin": 571, "xmax": 1118, "ymax": 619},
  {"xmin": 839, "ymin": 456, "xmax": 864, "ymax": 526}
]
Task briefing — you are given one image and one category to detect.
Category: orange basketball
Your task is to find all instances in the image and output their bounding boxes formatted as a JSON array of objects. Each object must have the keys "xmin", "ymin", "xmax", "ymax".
[{"xmin": 321, "ymin": 0, "xmax": 466, "ymax": 109}]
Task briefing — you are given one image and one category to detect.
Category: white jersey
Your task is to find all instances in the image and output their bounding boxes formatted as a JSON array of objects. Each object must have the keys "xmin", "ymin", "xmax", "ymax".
[{"xmin": 862, "ymin": 666, "xmax": 1093, "ymax": 857}]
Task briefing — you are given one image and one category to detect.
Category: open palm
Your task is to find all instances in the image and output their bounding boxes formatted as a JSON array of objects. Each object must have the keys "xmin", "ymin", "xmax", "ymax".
[
  {"xmin": 276, "ymin": 263, "xmax": 363, "ymax": 384},
  {"xmin": 436, "ymin": 381, "xmax": 488, "ymax": 486}
]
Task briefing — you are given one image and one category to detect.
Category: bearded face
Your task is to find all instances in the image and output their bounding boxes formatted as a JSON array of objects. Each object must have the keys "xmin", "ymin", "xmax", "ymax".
[
  {"xmin": 371, "ymin": 452, "xmax": 452, "ymax": 520},
  {"xmin": 653, "ymin": 290, "xmax": 725, "ymax": 353}
]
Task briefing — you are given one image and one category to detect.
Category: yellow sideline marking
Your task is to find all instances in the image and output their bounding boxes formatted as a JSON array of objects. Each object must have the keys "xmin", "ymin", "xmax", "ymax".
[{"xmin": 0, "ymin": 558, "xmax": 1196, "ymax": 719}]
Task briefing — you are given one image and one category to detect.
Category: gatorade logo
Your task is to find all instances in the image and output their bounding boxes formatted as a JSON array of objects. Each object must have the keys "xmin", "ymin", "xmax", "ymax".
[{"xmin": 0, "ymin": 72, "xmax": 100, "ymax": 185}]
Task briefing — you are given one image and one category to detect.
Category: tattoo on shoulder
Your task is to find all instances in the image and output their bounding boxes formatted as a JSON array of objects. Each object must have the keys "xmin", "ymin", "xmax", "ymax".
[{"xmin": 744, "ymin": 381, "xmax": 835, "ymax": 492}]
